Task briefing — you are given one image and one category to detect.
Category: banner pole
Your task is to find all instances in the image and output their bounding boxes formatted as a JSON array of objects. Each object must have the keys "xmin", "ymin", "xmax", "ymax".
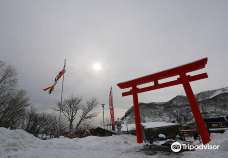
[{"xmin": 58, "ymin": 59, "xmax": 66, "ymax": 138}]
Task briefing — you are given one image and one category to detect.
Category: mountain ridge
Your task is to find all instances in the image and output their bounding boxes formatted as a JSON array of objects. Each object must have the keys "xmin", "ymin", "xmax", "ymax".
[{"xmin": 122, "ymin": 87, "xmax": 228, "ymax": 124}]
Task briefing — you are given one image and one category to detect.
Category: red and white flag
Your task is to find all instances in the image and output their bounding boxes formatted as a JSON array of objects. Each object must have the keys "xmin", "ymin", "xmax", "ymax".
[{"xmin": 109, "ymin": 87, "xmax": 115, "ymax": 131}]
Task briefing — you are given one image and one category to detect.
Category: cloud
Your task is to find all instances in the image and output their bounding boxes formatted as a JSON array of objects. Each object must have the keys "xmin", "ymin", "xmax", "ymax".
[{"xmin": 1, "ymin": 0, "xmax": 228, "ymax": 127}]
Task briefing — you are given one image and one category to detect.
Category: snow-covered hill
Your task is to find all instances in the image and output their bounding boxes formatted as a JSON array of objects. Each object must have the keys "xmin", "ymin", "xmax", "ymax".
[
  {"xmin": 122, "ymin": 87, "xmax": 228, "ymax": 123},
  {"xmin": 195, "ymin": 87, "xmax": 228, "ymax": 101}
]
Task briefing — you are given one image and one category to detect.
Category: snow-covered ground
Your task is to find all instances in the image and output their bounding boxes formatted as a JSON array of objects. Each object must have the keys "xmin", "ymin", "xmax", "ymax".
[
  {"xmin": 182, "ymin": 131, "xmax": 228, "ymax": 158},
  {"xmin": 0, "ymin": 127, "xmax": 146, "ymax": 158},
  {"xmin": 0, "ymin": 127, "xmax": 227, "ymax": 158}
]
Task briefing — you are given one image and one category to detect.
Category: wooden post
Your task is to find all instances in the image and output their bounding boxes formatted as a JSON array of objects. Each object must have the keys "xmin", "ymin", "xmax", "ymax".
[
  {"xmin": 180, "ymin": 72, "xmax": 211, "ymax": 144},
  {"xmin": 132, "ymin": 85, "xmax": 143, "ymax": 143},
  {"xmin": 183, "ymin": 132, "xmax": 185, "ymax": 142}
]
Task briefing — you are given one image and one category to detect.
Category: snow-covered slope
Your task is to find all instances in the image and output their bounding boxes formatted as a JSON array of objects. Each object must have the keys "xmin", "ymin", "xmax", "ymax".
[
  {"xmin": 195, "ymin": 87, "xmax": 228, "ymax": 101},
  {"xmin": 169, "ymin": 95, "xmax": 188, "ymax": 106}
]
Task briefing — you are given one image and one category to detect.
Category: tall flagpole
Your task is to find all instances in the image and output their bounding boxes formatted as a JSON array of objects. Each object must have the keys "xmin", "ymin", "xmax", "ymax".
[{"xmin": 58, "ymin": 59, "xmax": 66, "ymax": 138}]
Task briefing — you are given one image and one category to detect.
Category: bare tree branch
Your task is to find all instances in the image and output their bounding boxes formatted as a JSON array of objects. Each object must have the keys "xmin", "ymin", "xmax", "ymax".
[{"xmin": 75, "ymin": 97, "xmax": 99, "ymax": 132}]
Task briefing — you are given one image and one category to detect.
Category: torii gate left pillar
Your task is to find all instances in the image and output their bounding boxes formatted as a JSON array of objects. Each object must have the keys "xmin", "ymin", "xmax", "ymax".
[
  {"xmin": 132, "ymin": 85, "xmax": 143, "ymax": 143},
  {"xmin": 117, "ymin": 58, "xmax": 211, "ymax": 144}
]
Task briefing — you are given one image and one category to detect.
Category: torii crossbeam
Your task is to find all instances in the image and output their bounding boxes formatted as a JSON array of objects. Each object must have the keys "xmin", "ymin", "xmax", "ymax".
[{"xmin": 117, "ymin": 58, "xmax": 211, "ymax": 145}]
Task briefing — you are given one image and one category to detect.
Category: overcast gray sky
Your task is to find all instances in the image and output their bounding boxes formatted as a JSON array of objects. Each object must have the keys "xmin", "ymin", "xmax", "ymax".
[{"xmin": 1, "ymin": 0, "xmax": 228, "ymax": 126}]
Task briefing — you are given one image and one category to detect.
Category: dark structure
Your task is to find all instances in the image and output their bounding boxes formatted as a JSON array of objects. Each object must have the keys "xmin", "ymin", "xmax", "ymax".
[
  {"xmin": 123, "ymin": 124, "xmax": 181, "ymax": 141},
  {"xmin": 204, "ymin": 116, "xmax": 228, "ymax": 133},
  {"xmin": 74, "ymin": 127, "xmax": 115, "ymax": 138},
  {"xmin": 144, "ymin": 124, "xmax": 181, "ymax": 140}
]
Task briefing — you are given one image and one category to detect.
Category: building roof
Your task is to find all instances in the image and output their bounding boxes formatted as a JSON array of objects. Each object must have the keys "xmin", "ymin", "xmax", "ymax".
[
  {"xmin": 121, "ymin": 122, "xmax": 181, "ymax": 131},
  {"xmin": 204, "ymin": 117, "xmax": 227, "ymax": 123}
]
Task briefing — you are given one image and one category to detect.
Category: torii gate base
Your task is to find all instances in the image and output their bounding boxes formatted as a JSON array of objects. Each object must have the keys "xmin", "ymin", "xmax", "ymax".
[{"xmin": 117, "ymin": 58, "xmax": 211, "ymax": 145}]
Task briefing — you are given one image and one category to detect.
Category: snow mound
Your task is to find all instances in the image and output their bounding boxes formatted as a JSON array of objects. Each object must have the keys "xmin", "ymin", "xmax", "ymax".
[
  {"xmin": 76, "ymin": 135, "xmax": 141, "ymax": 152},
  {"xmin": 183, "ymin": 130, "xmax": 228, "ymax": 158},
  {"xmin": 4, "ymin": 134, "xmax": 144, "ymax": 158},
  {"xmin": 1, "ymin": 127, "xmax": 145, "ymax": 158},
  {"xmin": 42, "ymin": 134, "xmax": 142, "ymax": 153},
  {"xmin": 210, "ymin": 131, "xmax": 228, "ymax": 151},
  {"xmin": 0, "ymin": 127, "xmax": 40, "ymax": 156},
  {"xmin": 158, "ymin": 134, "xmax": 166, "ymax": 138}
]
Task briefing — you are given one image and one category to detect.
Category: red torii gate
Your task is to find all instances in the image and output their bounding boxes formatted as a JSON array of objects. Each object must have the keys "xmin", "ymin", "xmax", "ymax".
[{"xmin": 117, "ymin": 58, "xmax": 211, "ymax": 145}]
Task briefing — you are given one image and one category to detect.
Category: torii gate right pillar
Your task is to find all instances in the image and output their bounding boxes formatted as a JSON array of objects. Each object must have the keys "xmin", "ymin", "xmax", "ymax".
[{"xmin": 180, "ymin": 72, "xmax": 211, "ymax": 144}]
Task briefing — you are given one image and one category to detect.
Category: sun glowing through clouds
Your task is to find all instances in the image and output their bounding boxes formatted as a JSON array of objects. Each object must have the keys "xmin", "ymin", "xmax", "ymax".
[{"xmin": 93, "ymin": 63, "xmax": 101, "ymax": 71}]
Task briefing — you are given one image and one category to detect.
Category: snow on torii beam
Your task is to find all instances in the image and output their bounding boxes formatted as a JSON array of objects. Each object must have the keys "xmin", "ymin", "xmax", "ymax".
[{"xmin": 117, "ymin": 58, "xmax": 211, "ymax": 145}]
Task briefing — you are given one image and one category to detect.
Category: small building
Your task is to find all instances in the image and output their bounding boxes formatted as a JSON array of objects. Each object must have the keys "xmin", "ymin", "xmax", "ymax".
[
  {"xmin": 90, "ymin": 127, "xmax": 115, "ymax": 136},
  {"xmin": 74, "ymin": 127, "xmax": 115, "ymax": 138},
  {"xmin": 121, "ymin": 122, "xmax": 181, "ymax": 140},
  {"xmin": 74, "ymin": 131, "xmax": 85, "ymax": 138},
  {"xmin": 203, "ymin": 116, "xmax": 228, "ymax": 133}
]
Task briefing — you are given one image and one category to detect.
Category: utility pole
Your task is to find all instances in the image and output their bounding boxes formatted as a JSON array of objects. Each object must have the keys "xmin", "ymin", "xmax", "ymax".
[
  {"xmin": 101, "ymin": 104, "xmax": 105, "ymax": 128},
  {"xmin": 58, "ymin": 59, "xmax": 66, "ymax": 138}
]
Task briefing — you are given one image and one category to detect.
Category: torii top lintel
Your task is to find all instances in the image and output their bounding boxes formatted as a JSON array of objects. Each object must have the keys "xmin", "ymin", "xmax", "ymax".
[{"xmin": 117, "ymin": 58, "xmax": 208, "ymax": 96}]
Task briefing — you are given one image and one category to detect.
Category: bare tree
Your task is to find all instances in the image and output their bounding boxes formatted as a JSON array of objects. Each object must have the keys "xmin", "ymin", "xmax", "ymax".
[
  {"xmin": 0, "ymin": 61, "xmax": 31, "ymax": 129},
  {"xmin": 76, "ymin": 121, "xmax": 94, "ymax": 132},
  {"xmin": 0, "ymin": 61, "xmax": 18, "ymax": 118},
  {"xmin": 75, "ymin": 97, "xmax": 99, "ymax": 132},
  {"xmin": 0, "ymin": 61, "xmax": 18, "ymax": 96},
  {"xmin": 2, "ymin": 89, "xmax": 30, "ymax": 128},
  {"xmin": 22, "ymin": 106, "xmax": 44, "ymax": 136},
  {"xmin": 22, "ymin": 106, "xmax": 68, "ymax": 138},
  {"xmin": 53, "ymin": 95, "xmax": 83, "ymax": 138}
]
